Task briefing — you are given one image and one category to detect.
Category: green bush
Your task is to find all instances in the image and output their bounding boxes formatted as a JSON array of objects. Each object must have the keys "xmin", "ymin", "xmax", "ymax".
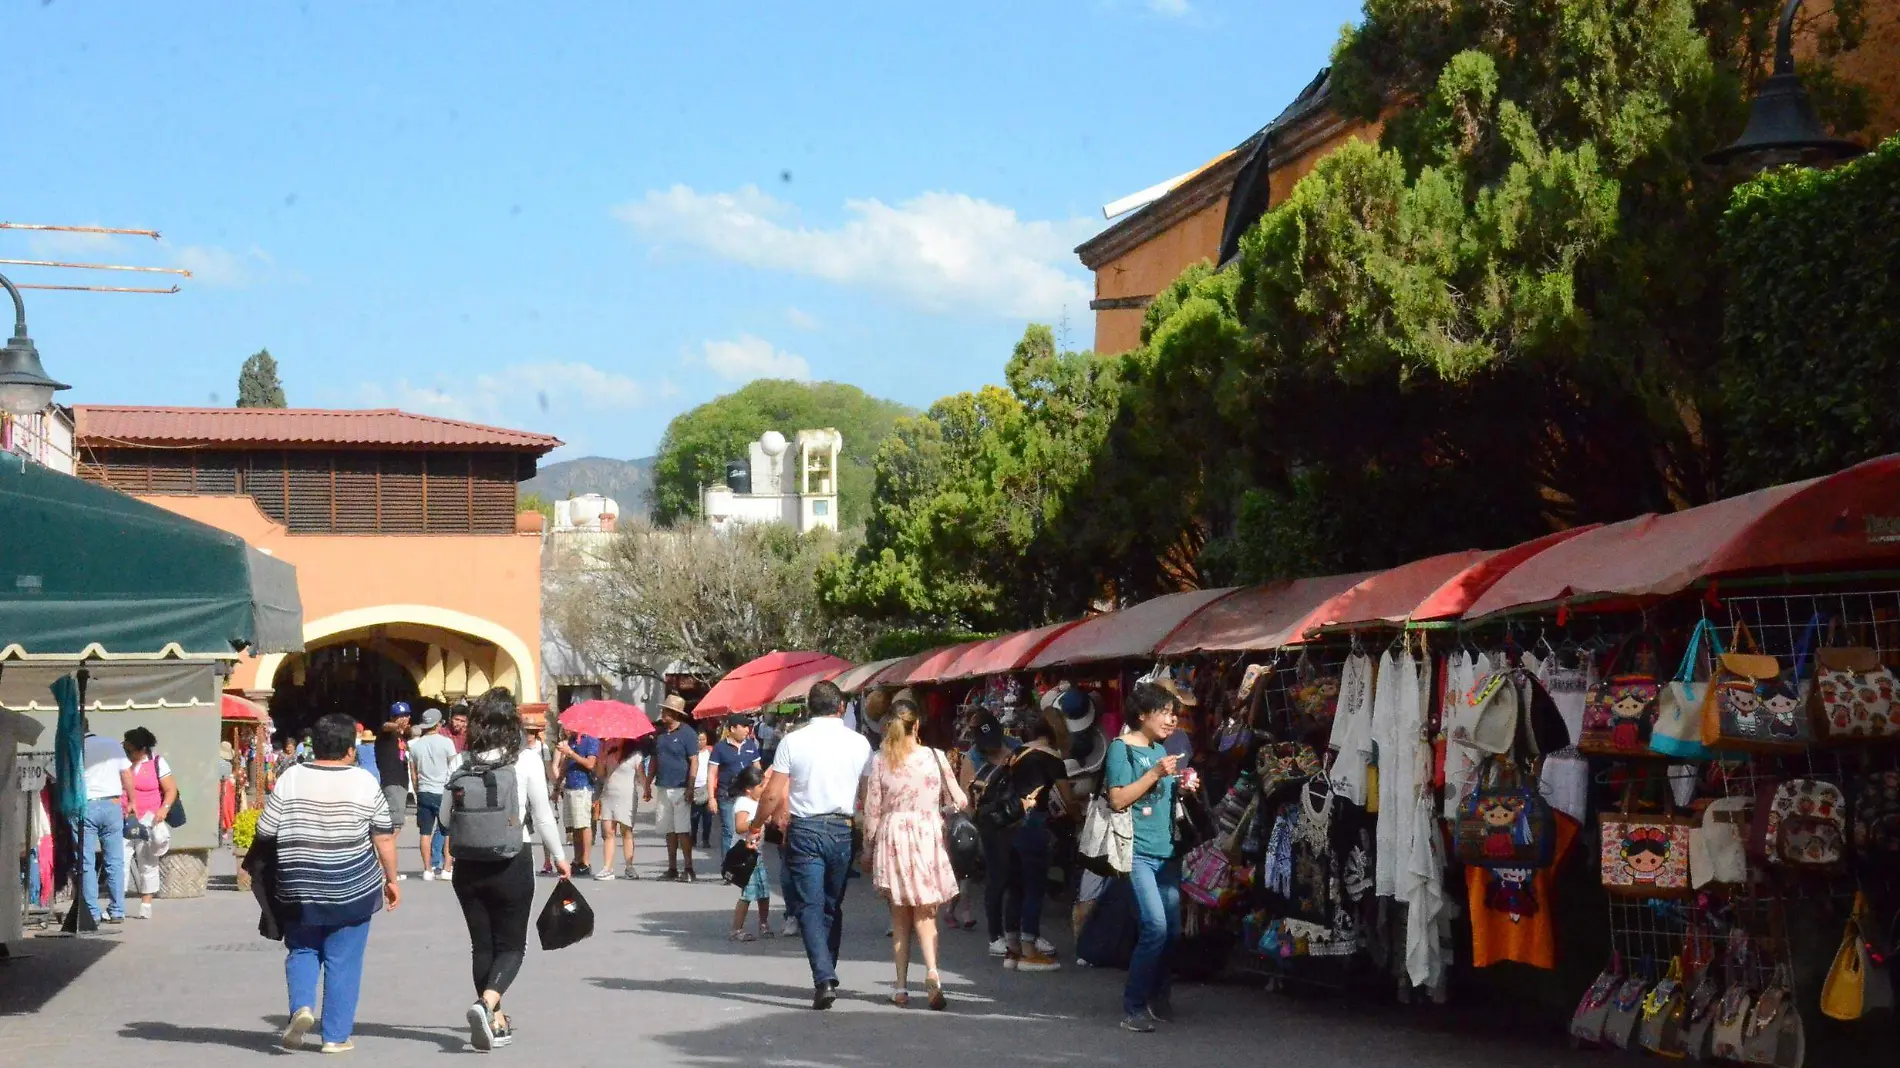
[
  {"xmin": 1720, "ymin": 135, "xmax": 1900, "ymax": 492},
  {"xmin": 231, "ymin": 808, "xmax": 260, "ymax": 852}
]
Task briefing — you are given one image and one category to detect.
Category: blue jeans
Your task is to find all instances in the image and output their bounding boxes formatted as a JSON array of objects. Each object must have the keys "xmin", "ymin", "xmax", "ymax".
[
  {"xmin": 785, "ymin": 816, "xmax": 854, "ymax": 987},
  {"xmin": 415, "ymin": 791, "xmax": 447, "ymax": 870},
  {"xmin": 775, "ymin": 841, "xmax": 798, "ymax": 912},
  {"xmin": 285, "ymin": 918, "xmax": 373, "ymax": 1046},
  {"xmin": 1012, "ymin": 812, "xmax": 1054, "ymax": 941},
  {"xmin": 1124, "ymin": 853, "xmax": 1181, "ymax": 1016},
  {"xmin": 718, "ymin": 797, "xmax": 738, "ymax": 853},
  {"xmin": 80, "ymin": 798, "xmax": 126, "ymax": 920},
  {"xmin": 27, "ymin": 846, "xmax": 42, "ymax": 906}
]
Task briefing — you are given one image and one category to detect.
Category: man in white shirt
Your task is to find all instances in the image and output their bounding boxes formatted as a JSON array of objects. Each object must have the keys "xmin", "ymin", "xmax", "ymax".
[
  {"xmin": 757, "ymin": 680, "xmax": 872, "ymax": 1009},
  {"xmin": 80, "ymin": 720, "xmax": 137, "ymax": 922}
]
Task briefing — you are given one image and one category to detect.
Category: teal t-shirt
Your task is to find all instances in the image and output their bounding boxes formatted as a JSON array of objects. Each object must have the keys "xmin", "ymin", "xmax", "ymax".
[{"xmin": 1105, "ymin": 737, "xmax": 1175, "ymax": 860}]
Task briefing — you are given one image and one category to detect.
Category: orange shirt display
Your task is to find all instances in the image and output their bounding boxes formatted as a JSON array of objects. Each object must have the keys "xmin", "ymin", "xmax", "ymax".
[{"xmin": 1466, "ymin": 811, "xmax": 1580, "ymax": 970}]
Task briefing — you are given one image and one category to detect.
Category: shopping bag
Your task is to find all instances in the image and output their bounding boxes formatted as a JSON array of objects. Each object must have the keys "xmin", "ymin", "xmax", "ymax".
[
  {"xmin": 1653, "ymin": 619, "xmax": 1720, "ymax": 760},
  {"xmin": 942, "ymin": 810, "xmax": 982, "ymax": 880},
  {"xmin": 535, "ymin": 878, "xmax": 595, "ymax": 951},
  {"xmin": 1599, "ymin": 788, "xmax": 1694, "ymax": 898},
  {"xmin": 1580, "ymin": 632, "xmax": 1664, "ymax": 756},
  {"xmin": 721, "ymin": 841, "xmax": 760, "ymax": 888}
]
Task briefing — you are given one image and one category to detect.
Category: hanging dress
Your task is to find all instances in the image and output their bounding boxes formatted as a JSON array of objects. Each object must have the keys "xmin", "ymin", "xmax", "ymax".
[{"xmin": 1327, "ymin": 653, "xmax": 1376, "ymax": 806}]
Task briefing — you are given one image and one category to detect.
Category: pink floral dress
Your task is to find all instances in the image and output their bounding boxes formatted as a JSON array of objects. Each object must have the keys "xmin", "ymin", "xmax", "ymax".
[{"xmin": 861, "ymin": 746, "xmax": 968, "ymax": 907}]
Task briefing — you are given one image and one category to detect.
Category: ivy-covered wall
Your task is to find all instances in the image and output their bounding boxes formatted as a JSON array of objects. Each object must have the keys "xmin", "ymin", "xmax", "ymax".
[{"xmin": 1720, "ymin": 136, "xmax": 1900, "ymax": 492}]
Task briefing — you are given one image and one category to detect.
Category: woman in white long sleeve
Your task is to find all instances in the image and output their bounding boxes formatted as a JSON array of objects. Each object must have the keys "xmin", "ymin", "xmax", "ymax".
[{"xmin": 441, "ymin": 688, "xmax": 570, "ymax": 1051}]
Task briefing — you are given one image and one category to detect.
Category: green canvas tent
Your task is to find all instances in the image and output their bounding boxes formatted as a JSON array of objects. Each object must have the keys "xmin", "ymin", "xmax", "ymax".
[{"xmin": 0, "ymin": 459, "xmax": 302, "ymax": 659}]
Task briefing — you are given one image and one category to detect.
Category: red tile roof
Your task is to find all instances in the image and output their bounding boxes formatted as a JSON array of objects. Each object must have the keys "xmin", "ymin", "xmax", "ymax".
[{"xmin": 74, "ymin": 406, "xmax": 562, "ymax": 453}]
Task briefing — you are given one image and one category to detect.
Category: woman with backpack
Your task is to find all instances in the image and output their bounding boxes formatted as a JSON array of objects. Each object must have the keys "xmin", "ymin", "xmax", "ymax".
[
  {"xmin": 121, "ymin": 727, "xmax": 178, "ymax": 920},
  {"xmin": 441, "ymin": 687, "xmax": 571, "ymax": 1051}
]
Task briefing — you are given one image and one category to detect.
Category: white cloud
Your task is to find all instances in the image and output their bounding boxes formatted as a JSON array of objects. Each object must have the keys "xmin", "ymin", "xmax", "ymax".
[
  {"xmin": 1148, "ymin": 0, "xmax": 1192, "ymax": 16},
  {"xmin": 699, "ymin": 335, "xmax": 811, "ymax": 383},
  {"xmin": 615, "ymin": 185, "xmax": 1094, "ymax": 319},
  {"xmin": 786, "ymin": 306, "xmax": 821, "ymax": 331},
  {"xmin": 362, "ymin": 360, "xmax": 649, "ymax": 427}
]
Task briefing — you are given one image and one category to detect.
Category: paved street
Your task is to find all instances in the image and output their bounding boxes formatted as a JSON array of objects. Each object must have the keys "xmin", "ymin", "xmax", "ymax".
[{"xmin": 3, "ymin": 817, "xmax": 1597, "ymax": 1067}]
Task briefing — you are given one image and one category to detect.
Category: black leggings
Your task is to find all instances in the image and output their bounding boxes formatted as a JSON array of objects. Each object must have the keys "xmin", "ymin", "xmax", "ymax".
[{"xmin": 451, "ymin": 850, "xmax": 534, "ymax": 998}]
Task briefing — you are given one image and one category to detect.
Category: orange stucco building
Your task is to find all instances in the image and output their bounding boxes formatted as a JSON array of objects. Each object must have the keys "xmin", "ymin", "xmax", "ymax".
[{"xmin": 74, "ymin": 406, "xmax": 558, "ymax": 728}]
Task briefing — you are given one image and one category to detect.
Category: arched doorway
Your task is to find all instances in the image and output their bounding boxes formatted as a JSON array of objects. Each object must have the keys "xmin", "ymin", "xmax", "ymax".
[{"xmin": 268, "ymin": 643, "xmax": 423, "ymax": 738}]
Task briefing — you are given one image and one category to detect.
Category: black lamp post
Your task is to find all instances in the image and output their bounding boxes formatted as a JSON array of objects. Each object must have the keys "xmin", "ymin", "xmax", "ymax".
[
  {"xmin": 1705, "ymin": 0, "xmax": 1866, "ymax": 170},
  {"xmin": 0, "ymin": 271, "xmax": 70, "ymax": 418}
]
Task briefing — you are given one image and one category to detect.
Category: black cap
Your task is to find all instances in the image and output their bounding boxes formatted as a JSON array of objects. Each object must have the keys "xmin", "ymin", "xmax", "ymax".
[{"xmin": 972, "ymin": 713, "xmax": 1005, "ymax": 751}]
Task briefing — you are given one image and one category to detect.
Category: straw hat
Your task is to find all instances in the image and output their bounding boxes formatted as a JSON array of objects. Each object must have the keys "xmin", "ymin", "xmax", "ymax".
[
  {"xmin": 219, "ymin": 740, "xmax": 236, "ymax": 762},
  {"xmin": 660, "ymin": 693, "xmax": 690, "ymax": 721}
]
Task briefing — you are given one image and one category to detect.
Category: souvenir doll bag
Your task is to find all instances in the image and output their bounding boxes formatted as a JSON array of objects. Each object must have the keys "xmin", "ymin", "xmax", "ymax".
[
  {"xmin": 1599, "ymin": 785, "xmax": 1695, "ymax": 898},
  {"xmin": 1581, "ymin": 632, "xmax": 1664, "ymax": 756},
  {"xmin": 1749, "ymin": 778, "xmax": 1847, "ymax": 872},
  {"xmin": 1653, "ymin": 619, "xmax": 1722, "ymax": 760},
  {"xmin": 1453, "ymin": 756, "xmax": 1557, "ymax": 870},
  {"xmin": 1702, "ymin": 619, "xmax": 1816, "ymax": 754},
  {"xmin": 1810, "ymin": 618, "xmax": 1900, "ymax": 742}
]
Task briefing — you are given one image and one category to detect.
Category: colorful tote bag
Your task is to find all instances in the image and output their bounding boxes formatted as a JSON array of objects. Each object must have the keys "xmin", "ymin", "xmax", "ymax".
[
  {"xmin": 1654, "ymin": 619, "xmax": 1721, "ymax": 760},
  {"xmin": 1453, "ymin": 757, "xmax": 1557, "ymax": 869},
  {"xmin": 1811, "ymin": 620, "xmax": 1899, "ymax": 742},
  {"xmin": 1601, "ymin": 790, "xmax": 1695, "ymax": 898},
  {"xmin": 1700, "ymin": 620, "xmax": 1812, "ymax": 754},
  {"xmin": 1750, "ymin": 778, "xmax": 1847, "ymax": 872},
  {"xmin": 1582, "ymin": 633, "xmax": 1665, "ymax": 756}
]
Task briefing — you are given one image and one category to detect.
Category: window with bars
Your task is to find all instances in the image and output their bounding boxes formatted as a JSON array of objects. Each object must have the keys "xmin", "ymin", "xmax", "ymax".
[{"xmin": 78, "ymin": 447, "xmax": 529, "ymax": 535}]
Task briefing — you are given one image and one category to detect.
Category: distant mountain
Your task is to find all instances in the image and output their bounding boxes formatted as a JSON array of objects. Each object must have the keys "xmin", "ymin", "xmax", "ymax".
[{"xmin": 522, "ymin": 456, "xmax": 655, "ymax": 516}]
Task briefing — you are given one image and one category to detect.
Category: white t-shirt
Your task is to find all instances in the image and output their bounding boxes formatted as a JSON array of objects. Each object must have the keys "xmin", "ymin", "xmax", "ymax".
[
  {"xmin": 409, "ymin": 732, "xmax": 460, "ymax": 793},
  {"xmin": 83, "ymin": 734, "xmax": 131, "ymax": 800},
  {"xmin": 693, "ymin": 749, "xmax": 711, "ymax": 790},
  {"xmin": 733, "ymin": 795, "xmax": 759, "ymax": 831},
  {"xmin": 769, "ymin": 716, "xmax": 873, "ymax": 818}
]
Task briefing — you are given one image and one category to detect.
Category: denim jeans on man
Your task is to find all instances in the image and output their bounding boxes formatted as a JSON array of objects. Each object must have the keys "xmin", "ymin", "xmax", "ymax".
[
  {"xmin": 785, "ymin": 816, "xmax": 855, "ymax": 987},
  {"xmin": 284, "ymin": 918, "xmax": 372, "ymax": 1047},
  {"xmin": 80, "ymin": 797, "xmax": 126, "ymax": 920},
  {"xmin": 414, "ymin": 791, "xmax": 447, "ymax": 870},
  {"xmin": 1124, "ymin": 853, "xmax": 1182, "ymax": 1016},
  {"xmin": 718, "ymin": 796, "xmax": 738, "ymax": 853}
]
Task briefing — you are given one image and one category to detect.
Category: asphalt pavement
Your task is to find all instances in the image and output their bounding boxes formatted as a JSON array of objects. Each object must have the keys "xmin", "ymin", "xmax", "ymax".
[{"xmin": 1, "ymin": 814, "xmax": 1602, "ymax": 1067}]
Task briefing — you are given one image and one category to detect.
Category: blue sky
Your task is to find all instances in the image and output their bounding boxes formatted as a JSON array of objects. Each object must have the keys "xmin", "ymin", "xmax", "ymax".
[{"xmin": 7, "ymin": 1, "xmax": 1363, "ymax": 459}]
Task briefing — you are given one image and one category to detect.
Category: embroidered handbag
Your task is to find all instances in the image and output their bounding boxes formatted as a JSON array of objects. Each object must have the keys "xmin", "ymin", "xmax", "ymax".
[
  {"xmin": 1179, "ymin": 841, "xmax": 1237, "ymax": 910},
  {"xmin": 1749, "ymin": 778, "xmax": 1847, "ymax": 872},
  {"xmin": 1639, "ymin": 956, "xmax": 1689, "ymax": 1057},
  {"xmin": 1679, "ymin": 966, "xmax": 1721, "ymax": 1061},
  {"xmin": 1255, "ymin": 742, "xmax": 1322, "ymax": 800},
  {"xmin": 1604, "ymin": 970, "xmax": 1650, "ymax": 1050},
  {"xmin": 1710, "ymin": 983, "xmax": 1754, "ymax": 1062},
  {"xmin": 1453, "ymin": 757, "xmax": 1557, "ymax": 870},
  {"xmin": 1810, "ymin": 619, "xmax": 1899, "ymax": 742},
  {"xmin": 1601, "ymin": 789, "xmax": 1694, "ymax": 898},
  {"xmin": 1740, "ymin": 968, "xmax": 1803, "ymax": 1068},
  {"xmin": 1654, "ymin": 620, "xmax": 1722, "ymax": 760},
  {"xmin": 1702, "ymin": 620, "xmax": 1817, "ymax": 753},
  {"xmin": 1851, "ymin": 769, "xmax": 1900, "ymax": 867},
  {"xmin": 1582, "ymin": 633, "xmax": 1665, "ymax": 756},
  {"xmin": 1572, "ymin": 956, "xmax": 1624, "ymax": 1044}
]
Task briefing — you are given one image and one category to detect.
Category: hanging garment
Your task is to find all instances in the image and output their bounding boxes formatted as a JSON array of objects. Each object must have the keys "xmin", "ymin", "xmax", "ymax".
[
  {"xmin": 1538, "ymin": 656, "xmax": 1596, "ymax": 744},
  {"xmin": 1328, "ymin": 654, "xmax": 1376, "ymax": 806},
  {"xmin": 1441, "ymin": 652, "xmax": 1496, "ymax": 818},
  {"xmin": 1373, "ymin": 651, "xmax": 1405, "ymax": 898}
]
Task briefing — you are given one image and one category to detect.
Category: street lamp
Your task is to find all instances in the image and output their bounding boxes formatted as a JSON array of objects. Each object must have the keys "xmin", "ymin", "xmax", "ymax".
[
  {"xmin": 0, "ymin": 271, "xmax": 69, "ymax": 417},
  {"xmin": 1705, "ymin": 0, "xmax": 1866, "ymax": 170}
]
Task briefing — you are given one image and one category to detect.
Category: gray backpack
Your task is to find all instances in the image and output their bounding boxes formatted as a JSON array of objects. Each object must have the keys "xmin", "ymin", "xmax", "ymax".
[{"xmin": 446, "ymin": 758, "xmax": 522, "ymax": 861}]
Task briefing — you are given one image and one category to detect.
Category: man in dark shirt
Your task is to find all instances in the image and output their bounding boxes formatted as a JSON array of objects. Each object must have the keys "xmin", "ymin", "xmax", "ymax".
[
  {"xmin": 648, "ymin": 696, "xmax": 702, "ymax": 880},
  {"xmin": 706, "ymin": 715, "xmax": 761, "ymax": 852},
  {"xmin": 375, "ymin": 703, "xmax": 413, "ymax": 845}
]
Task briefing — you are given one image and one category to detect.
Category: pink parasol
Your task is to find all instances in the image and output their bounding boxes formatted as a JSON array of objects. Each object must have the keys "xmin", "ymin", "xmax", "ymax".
[{"xmin": 558, "ymin": 699, "xmax": 657, "ymax": 742}]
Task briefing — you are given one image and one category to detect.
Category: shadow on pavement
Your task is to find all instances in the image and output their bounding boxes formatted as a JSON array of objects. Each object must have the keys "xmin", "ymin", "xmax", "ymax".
[
  {"xmin": 120, "ymin": 1016, "xmax": 468, "ymax": 1054},
  {"xmin": 0, "ymin": 934, "xmax": 122, "ymax": 1017}
]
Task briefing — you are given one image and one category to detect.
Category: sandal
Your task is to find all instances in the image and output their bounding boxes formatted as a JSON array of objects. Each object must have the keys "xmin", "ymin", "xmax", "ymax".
[
  {"xmin": 891, "ymin": 989, "xmax": 910, "ymax": 1008},
  {"xmin": 926, "ymin": 973, "xmax": 946, "ymax": 1011}
]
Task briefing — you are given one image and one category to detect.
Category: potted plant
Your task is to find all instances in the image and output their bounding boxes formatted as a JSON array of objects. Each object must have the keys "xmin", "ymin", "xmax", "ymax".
[{"xmin": 232, "ymin": 809, "xmax": 260, "ymax": 892}]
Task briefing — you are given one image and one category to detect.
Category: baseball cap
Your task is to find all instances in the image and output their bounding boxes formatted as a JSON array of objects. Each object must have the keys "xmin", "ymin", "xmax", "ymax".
[
  {"xmin": 419, "ymin": 707, "xmax": 442, "ymax": 728},
  {"xmin": 971, "ymin": 713, "xmax": 1006, "ymax": 751},
  {"xmin": 388, "ymin": 700, "xmax": 413, "ymax": 720}
]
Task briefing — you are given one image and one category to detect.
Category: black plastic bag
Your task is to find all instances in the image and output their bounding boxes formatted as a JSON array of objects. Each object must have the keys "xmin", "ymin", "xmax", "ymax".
[
  {"xmin": 722, "ymin": 841, "xmax": 760, "ymax": 887},
  {"xmin": 943, "ymin": 810, "xmax": 982, "ymax": 880},
  {"xmin": 1076, "ymin": 876, "xmax": 1139, "ymax": 970},
  {"xmin": 535, "ymin": 878, "xmax": 594, "ymax": 951}
]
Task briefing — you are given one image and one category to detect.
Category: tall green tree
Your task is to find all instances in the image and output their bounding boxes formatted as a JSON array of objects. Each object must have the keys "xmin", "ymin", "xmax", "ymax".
[
  {"xmin": 236, "ymin": 348, "xmax": 287, "ymax": 409},
  {"xmin": 648, "ymin": 379, "xmax": 912, "ymax": 527}
]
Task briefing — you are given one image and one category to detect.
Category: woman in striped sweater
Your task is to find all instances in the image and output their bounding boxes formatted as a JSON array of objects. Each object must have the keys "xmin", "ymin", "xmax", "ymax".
[{"xmin": 258, "ymin": 712, "xmax": 402, "ymax": 1054}]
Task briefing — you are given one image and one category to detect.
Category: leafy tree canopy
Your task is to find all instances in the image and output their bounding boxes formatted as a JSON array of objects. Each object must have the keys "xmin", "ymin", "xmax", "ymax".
[
  {"xmin": 237, "ymin": 348, "xmax": 287, "ymax": 409},
  {"xmin": 649, "ymin": 379, "xmax": 912, "ymax": 528}
]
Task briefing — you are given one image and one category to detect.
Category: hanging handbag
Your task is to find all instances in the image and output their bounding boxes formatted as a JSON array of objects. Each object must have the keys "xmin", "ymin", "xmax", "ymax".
[
  {"xmin": 1704, "ymin": 619, "xmax": 1818, "ymax": 753},
  {"xmin": 1741, "ymin": 967, "xmax": 1804, "ymax": 1068},
  {"xmin": 1453, "ymin": 757, "xmax": 1557, "ymax": 869},
  {"xmin": 1572, "ymin": 955, "xmax": 1624, "ymax": 1044},
  {"xmin": 1604, "ymin": 968, "xmax": 1651, "ymax": 1050},
  {"xmin": 932, "ymin": 749, "xmax": 982, "ymax": 880},
  {"xmin": 1679, "ymin": 966, "xmax": 1722, "ymax": 1061},
  {"xmin": 1711, "ymin": 982, "xmax": 1755, "ymax": 1062},
  {"xmin": 1255, "ymin": 742, "xmax": 1322, "ymax": 800},
  {"xmin": 1852, "ymin": 769, "xmax": 1900, "ymax": 868},
  {"xmin": 1600, "ymin": 787, "xmax": 1695, "ymax": 898},
  {"xmin": 1821, "ymin": 891, "xmax": 1893, "ymax": 1020},
  {"xmin": 1179, "ymin": 841, "xmax": 1237, "ymax": 910},
  {"xmin": 1581, "ymin": 632, "xmax": 1665, "ymax": 756},
  {"xmin": 1655, "ymin": 620, "xmax": 1722, "ymax": 760},
  {"xmin": 1810, "ymin": 618, "xmax": 1900, "ymax": 742},
  {"xmin": 1749, "ymin": 778, "xmax": 1847, "ymax": 872},
  {"xmin": 1689, "ymin": 795, "xmax": 1753, "ymax": 888},
  {"xmin": 1640, "ymin": 956, "xmax": 1690, "ymax": 1056}
]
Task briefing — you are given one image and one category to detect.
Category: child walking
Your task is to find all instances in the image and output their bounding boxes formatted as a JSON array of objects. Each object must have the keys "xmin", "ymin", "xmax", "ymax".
[{"xmin": 728, "ymin": 766, "xmax": 774, "ymax": 942}]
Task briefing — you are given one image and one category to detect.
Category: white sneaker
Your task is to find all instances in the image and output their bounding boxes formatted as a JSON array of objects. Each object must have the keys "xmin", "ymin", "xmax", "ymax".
[
  {"xmin": 136, "ymin": 901, "xmax": 152, "ymax": 920},
  {"xmin": 434, "ymin": 868, "xmax": 448, "ymax": 881},
  {"xmin": 594, "ymin": 870, "xmax": 616, "ymax": 881},
  {"xmin": 987, "ymin": 937, "xmax": 1010, "ymax": 957},
  {"xmin": 394, "ymin": 873, "xmax": 408, "ymax": 882},
  {"xmin": 1033, "ymin": 936, "xmax": 1058, "ymax": 956},
  {"xmin": 782, "ymin": 918, "xmax": 800, "ymax": 938},
  {"xmin": 421, "ymin": 870, "xmax": 437, "ymax": 882}
]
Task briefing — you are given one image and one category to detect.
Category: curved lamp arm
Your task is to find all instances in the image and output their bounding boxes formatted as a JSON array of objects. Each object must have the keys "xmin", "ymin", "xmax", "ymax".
[
  {"xmin": 1776, "ymin": 0, "xmax": 1802, "ymax": 75},
  {"xmin": 0, "ymin": 271, "xmax": 27, "ymax": 339}
]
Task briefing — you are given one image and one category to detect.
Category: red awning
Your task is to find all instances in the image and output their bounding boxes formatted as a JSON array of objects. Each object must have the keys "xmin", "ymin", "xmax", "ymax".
[
  {"xmin": 942, "ymin": 621, "xmax": 1083, "ymax": 679},
  {"xmin": 902, "ymin": 640, "xmax": 989, "ymax": 686},
  {"xmin": 1156, "ymin": 572, "xmax": 1376, "ymax": 654},
  {"xmin": 1026, "ymin": 587, "xmax": 1241, "ymax": 670},
  {"xmin": 864, "ymin": 649, "xmax": 935, "ymax": 690},
  {"xmin": 771, "ymin": 664, "xmax": 849, "ymax": 704},
  {"xmin": 696, "ymin": 650, "xmax": 854, "ymax": 718},
  {"xmin": 221, "ymin": 692, "xmax": 267, "ymax": 721},
  {"xmin": 1278, "ymin": 550, "xmax": 1496, "ymax": 641},
  {"xmin": 1409, "ymin": 527, "xmax": 1599, "ymax": 621},
  {"xmin": 832, "ymin": 657, "xmax": 904, "ymax": 694},
  {"xmin": 1463, "ymin": 455, "xmax": 1900, "ymax": 618}
]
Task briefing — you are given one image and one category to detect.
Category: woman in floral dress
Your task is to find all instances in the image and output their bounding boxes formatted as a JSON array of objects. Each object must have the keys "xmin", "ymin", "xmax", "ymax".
[{"xmin": 861, "ymin": 693, "xmax": 968, "ymax": 1010}]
